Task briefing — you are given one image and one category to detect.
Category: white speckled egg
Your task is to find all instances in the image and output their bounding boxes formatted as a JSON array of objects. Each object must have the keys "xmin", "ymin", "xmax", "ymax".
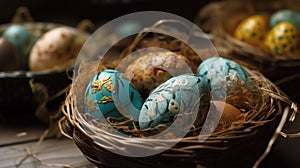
[
  {"xmin": 139, "ymin": 74, "xmax": 210, "ymax": 129},
  {"xmin": 29, "ymin": 26, "xmax": 88, "ymax": 72}
]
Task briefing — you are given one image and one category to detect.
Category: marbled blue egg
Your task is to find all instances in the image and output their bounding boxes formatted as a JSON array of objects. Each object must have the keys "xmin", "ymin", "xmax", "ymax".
[
  {"xmin": 2, "ymin": 24, "xmax": 36, "ymax": 69},
  {"xmin": 84, "ymin": 69, "xmax": 143, "ymax": 123},
  {"xmin": 196, "ymin": 57, "xmax": 250, "ymax": 99},
  {"xmin": 270, "ymin": 9, "xmax": 300, "ymax": 30},
  {"xmin": 139, "ymin": 74, "xmax": 211, "ymax": 129}
]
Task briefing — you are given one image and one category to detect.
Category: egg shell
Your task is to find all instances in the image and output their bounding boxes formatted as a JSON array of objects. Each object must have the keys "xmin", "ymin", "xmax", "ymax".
[
  {"xmin": 124, "ymin": 51, "xmax": 193, "ymax": 99},
  {"xmin": 2, "ymin": 24, "xmax": 35, "ymax": 69},
  {"xmin": 29, "ymin": 26, "xmax": 88, "ymax": 72},
  {"xmin": 0, "ymin": 38, "xmax": 20, "ymax": 71},
  {"xmin": 210, "ymin": 101, "xmax": 243, "ymax": 131},
  {"xmin": 264, "ymin": 22, "xmax": 300, "ymax": 56},
  {"xmin": 84, "ymin": 69, "xmax": 143, "ymax": 123},
  {"xmin": 138, "ymin": 74, "xmax": 211, "ymax": 129},
  {"xmin": 233, "ymin": 15, "xmax": 269, "ymax": 48},
  {"xmin": 196, "ymin": 57, "xmax": 250, "ymax": 100},
  {"xmin": 270, "ymin": 9, "xmax": 300, "ymax": 30}
]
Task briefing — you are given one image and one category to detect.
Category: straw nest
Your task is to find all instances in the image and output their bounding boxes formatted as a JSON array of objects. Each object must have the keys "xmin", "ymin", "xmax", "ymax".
[
  {"xmin": 195, "ymin": 0, "xmax": 300, "ymax": 100},
  {"xmin": 59, "ymin": 20, "xmax": 297, "ymax": 168}
]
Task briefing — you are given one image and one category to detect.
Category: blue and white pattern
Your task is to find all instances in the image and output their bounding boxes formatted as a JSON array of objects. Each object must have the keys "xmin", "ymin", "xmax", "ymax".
[
  {"xmin": 197, "ymin": 57, "xmax": 250, "ymax": 100},
  {"xmin": 139, "ymin": 74, "xmax": 210, "ymax": 129}
]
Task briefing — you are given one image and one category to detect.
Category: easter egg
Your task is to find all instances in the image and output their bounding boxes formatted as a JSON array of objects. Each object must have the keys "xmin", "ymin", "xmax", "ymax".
[
  {"xmin": 139, "ymin": 74, "xmax": 211, "ymax": 129},
  {"xmin": 0, "ymin": 38, "xmax": 20, "ymax": 71},
  {"xmin": 2, "ymin": 24, "xmax": 35, "ymax": 69},
  {"xmin": 264, "ymin": 22, "xmax": 300, "ymax": 56},
  {"xmin": 84, "ymin": 69, "xmax": 143, "ymax": 124},
  {"xmin": 233, "ymin": 15, "xmax": 269, "ymax": 48},
  {"xmin": 196, "ymin": 57, "xmax": 250, "ymax": 99},
  {"xmin": 29, "ymin": 26, "xmax": 88, "ymax": 72},
  {"xmin": 123, "ymin": 51, "xmax": 193, "ymax": 99},
  {"xmin": 270, "ymin": 9, "xmax": 300, "ymax": 30},
  {"xmin": 210, "ymin": 101, "xmax": 243, "ymax": 131}
]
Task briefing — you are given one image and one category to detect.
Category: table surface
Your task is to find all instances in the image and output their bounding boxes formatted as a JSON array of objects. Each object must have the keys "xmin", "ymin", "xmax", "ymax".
[
  {"xmin": 1, "ymin": 112, "xmax": 300, "ymax": 168},
  {"xmin": 0, "ymin": 120, "xmax": 94, "ymax": 168}
]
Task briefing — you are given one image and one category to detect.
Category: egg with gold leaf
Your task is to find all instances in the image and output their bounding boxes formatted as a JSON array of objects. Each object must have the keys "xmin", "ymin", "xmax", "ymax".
[
  {"xmin": 84, "ymin": 69, "xmax": 143, "ymax": 125},
  {"xmin": 123, "ymin": 51, "xmax": 193, "ymax": 99},
  {"xmin": 264, "ymin": 22, "xmax": 300, "ymax": 57},
  {"xmin": 233, "ymin": 15, "xmax": 269, "ymax": 48}
]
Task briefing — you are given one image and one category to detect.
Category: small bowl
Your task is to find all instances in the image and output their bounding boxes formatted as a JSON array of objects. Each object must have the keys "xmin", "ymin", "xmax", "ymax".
[{"xmin": 0, "ymin": 22, "xmax": 89, "ymax": 124}]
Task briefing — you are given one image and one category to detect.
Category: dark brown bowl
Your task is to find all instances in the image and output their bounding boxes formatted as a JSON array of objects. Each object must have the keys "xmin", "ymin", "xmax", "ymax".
[{"xmin": 0, "ymin": 22, "xmax": 88, "ymax": 124}]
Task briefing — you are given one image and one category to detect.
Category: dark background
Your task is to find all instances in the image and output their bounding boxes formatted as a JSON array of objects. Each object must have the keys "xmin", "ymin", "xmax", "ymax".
[
  {"xmin": 0, "ymin": 0, "xmax": 210, "ymax": 27},
  {"xmin": 1, "ymin": 0, "xmax": 300, "ymax": 168}
]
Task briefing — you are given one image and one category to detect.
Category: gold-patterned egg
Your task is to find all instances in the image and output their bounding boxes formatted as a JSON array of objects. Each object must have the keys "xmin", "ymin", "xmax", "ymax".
[
  {"xmin": 233, "ymin": 15, "xmax": 269, "ymax": 48},
  {"xmin": 264, "ymin": 22, "xmax": 300, "ymax": 57},
  {"xmin": 123, "ymin": 51, "xmax": 193, "ymax": 99}
]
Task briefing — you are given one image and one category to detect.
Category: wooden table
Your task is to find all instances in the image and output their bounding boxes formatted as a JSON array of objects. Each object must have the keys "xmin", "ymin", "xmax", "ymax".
[{"xmin": 0, "ymin": 119, "xmax": 94, "ymax": 168}]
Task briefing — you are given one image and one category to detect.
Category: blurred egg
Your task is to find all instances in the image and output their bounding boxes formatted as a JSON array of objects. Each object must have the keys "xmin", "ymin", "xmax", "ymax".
[
  {"xmin": 115, "ymin": 20, "xmax": 142, "ymax": 37},
  {"xmin": 210, "ymin": 101, "xmax": 243, "ymax": 130},
  {"xmin": 29, "ymin": 26, "xmax": 88, "ymax": 72},
  {"xmin": 264, "ymin": 22, "xmax": 300, "ymax": 56},
  {"xmin": 139, "ymin": 74, "xmax": 211, "ymax": 129},
  {"xmin": 2, "ymin": 24, "xmax": 35, "ymax": 69},
  {"xmin": 124, "ymin": 51, "xmax": 193, "ymax": 99},
  {"xmin": 233, "ymin": 15, "xmax": 269, "ymax": 48},
  {"xmin": 84, "ymin": 69, "xmax": 143, "ymax": 124},
  {"xmin": 270, "ymin": 9, "xmax": 300, "ymax": 30},
  {"xmin": 0, "ymin": 38, "xmax": 20, "ymax": 71},
  {"xmin": 197, "ymin": 57, "xmax": 250, "ymax": 99}
]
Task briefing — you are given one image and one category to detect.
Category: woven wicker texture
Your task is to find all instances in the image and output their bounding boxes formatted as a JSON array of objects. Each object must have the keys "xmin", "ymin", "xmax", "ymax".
[{"xmin": 59, "ymin": 19, "xmax": 298, "ymax": 168}]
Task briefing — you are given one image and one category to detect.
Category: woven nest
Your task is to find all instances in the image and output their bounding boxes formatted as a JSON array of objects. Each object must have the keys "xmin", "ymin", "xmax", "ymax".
[
  {"xmin": 59, "ymin": 20, "xmax": 297, "ymax": 168},
  {"xmin": 195, "ymin": 0, "xmax": 300, "ymax": 100}
]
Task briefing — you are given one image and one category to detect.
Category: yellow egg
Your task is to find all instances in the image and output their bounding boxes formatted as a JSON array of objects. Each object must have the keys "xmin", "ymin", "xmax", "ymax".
[
  {"xmin": 233, "ymin": 15, "xmax": 269, "ymax": 48},
  {"xmin": 210, "ymin": 101, "xmax": 243, "ymax": 130},
  {"xmin": 264, "ymin": 22, "xmax": 300, "ymax": 57}
]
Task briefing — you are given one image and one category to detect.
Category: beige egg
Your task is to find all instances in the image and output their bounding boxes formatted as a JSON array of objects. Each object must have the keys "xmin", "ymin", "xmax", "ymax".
[
  {"xmin": 210, "ymin": 100, "xmax": 243, "ymax": 130},
  {"xmin": 29, "ymin": 26, "xmax": 88, "ymax": 72}
]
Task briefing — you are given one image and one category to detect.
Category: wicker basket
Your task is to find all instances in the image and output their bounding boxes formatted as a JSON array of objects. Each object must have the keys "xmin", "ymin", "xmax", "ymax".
[
  {"xmin": 0, "ymin": 7, "xmax": 92, "ymax": 123},
  {"xmin": 59, "ymin": 19, "xmax": 298, "ymax": 168},
  {"xmin": 195, "ymin": 0, "xmax": 300, "ymax": 101}
]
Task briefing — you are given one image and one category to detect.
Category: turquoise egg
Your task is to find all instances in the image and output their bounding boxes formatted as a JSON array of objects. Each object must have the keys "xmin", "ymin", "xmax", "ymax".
[
  {"xmin": 139, "ymin": 74, "xmax": 211, "ymax": 129},
  {"xmin": 2, "ymin": 24, "xmax": 36, "ymax": 69},
  {"xmin": 270, "ymin": 9, "xmax": 300, "ymax": 30},
  {"xmin": 84, "ymin": 69, "xmax": 143, "ymax": 124},
  {"xmin": 196, "ymin": 57, "xmax": 250, "ymax": 99}
]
